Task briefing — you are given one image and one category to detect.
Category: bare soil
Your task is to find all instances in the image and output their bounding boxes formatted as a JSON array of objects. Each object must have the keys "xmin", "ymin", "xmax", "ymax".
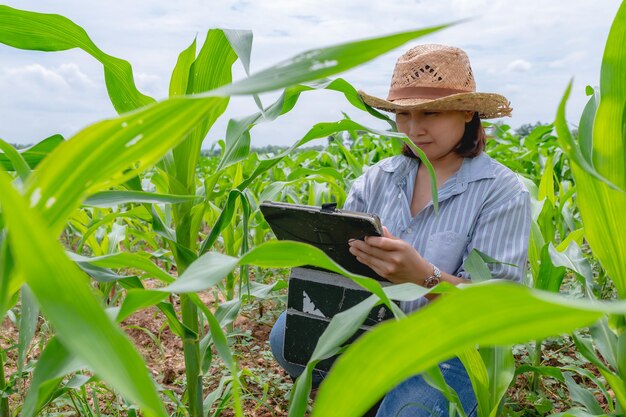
[{"xmin": 0, "ymin": 292, "xmax": 609, "ymax": 417}]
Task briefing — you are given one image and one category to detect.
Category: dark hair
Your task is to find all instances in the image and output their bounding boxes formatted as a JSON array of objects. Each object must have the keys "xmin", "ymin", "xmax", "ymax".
[{"xmin": 401, "ymin": 112, "xmax": 485, "ymax": 159}]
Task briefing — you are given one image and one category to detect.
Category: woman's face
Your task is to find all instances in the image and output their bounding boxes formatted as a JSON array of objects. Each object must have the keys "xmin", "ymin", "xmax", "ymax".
[{"xmin": 396, "ymin": 109, "xmax": 473, "ymax": 163}]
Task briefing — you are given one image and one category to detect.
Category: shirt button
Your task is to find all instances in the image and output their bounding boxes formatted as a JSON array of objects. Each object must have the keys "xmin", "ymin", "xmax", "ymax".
[{"xmin": 406, "ymin": 228, "xmax": 413, "ymax": 234}]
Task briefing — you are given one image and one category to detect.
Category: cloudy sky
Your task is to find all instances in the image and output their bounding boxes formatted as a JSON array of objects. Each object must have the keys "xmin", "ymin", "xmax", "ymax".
[{"xmin": 0, "ymin": 1, "xmax": 621, "ymax": 148}]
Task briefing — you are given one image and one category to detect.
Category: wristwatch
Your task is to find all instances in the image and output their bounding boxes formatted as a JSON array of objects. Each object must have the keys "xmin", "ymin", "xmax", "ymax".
[{"xmin": 424, "ymin": 264, "xmax": 441, "ymax": 288}]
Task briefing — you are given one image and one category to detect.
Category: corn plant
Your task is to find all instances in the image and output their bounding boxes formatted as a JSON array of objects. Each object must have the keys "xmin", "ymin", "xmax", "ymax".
[
  {"xmin": 0, "ymin": 5, "xmax": 451, "ymax": 416},
  {"xmin": 305, "ymin": 3, "xmax": 626, "ymax": 416}
]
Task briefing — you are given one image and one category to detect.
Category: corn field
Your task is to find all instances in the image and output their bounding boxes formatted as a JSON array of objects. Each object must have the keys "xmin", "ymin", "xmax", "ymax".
[{"xmin": 0, "ymin": 3, "xmax": 625, "ymax": 417}]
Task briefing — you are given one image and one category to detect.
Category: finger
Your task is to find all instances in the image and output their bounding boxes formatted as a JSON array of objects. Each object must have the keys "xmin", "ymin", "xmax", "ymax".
[
  {"xmin": 349, "ymin": 238, "xmax": 394, "ymax": 259},
  {"xmin": 349, "ymin": 245, "xmax": 394, "ymax": 274},
  {"xmin": 364, "ymin": 236, "xmax": 406, "ymax": 251},
  {"xmin": 382, "ymin": 226, "xmax": 396, "ymax": 239}
]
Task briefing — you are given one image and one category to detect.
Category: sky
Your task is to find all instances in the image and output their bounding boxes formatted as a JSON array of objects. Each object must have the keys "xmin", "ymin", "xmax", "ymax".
[{"xmin": 0, "ymin": 0, "xmax": 622, "ymax": 148}]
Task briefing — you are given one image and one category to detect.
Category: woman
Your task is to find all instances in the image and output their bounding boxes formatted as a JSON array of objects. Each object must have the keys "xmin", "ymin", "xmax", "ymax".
[{"xmin": 270, "ymin": 44, "xmax": 531, "ymax": 416}]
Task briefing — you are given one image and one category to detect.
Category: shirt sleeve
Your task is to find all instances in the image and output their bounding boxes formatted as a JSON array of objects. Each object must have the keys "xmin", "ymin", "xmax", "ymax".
[
  {"xmin": 343, "ymin": 174, "xmax": 367, "ymax": 212},
  {"xmin": 456, "ymin": 190, "xmax": 531, "ymax": 283}
]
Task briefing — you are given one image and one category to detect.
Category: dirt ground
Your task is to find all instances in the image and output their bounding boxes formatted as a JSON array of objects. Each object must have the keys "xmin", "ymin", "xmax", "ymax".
[
  {"xmin": 0, "ymin": 290, "xmax": 295, "ymax": 417},
  {"xmin": 0, "ymin": 289, "xmax": 608, "ymax": 417},
  {"xmin": 121, "ymin": 293, "xmax": 295, "ymax": 417}
]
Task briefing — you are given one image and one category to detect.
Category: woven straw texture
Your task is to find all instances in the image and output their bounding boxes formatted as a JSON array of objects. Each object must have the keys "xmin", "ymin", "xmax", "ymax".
[{"xmin": 359, "ymin": 44, "xmax": 512, "ymax": 119}]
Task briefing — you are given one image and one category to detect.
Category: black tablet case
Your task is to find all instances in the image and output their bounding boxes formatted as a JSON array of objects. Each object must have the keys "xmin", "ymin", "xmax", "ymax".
[
  {"xmin": 260, "ymin": 201, "xmax": 398, "ymax": 372},
  {"xmin": 259, "ymin": 201, "xmax": 385, "ymax": 281}
]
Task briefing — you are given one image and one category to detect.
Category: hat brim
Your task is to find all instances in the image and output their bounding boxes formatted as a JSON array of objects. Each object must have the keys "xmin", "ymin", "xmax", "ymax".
[{"xmin": 358, "ymin": 90, "xmax": 512, "ymax": 119}]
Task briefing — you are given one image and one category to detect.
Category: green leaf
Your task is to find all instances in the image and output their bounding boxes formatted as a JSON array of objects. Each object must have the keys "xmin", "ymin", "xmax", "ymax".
[
  {"xmin": 515, "ymin": 365, "xmax": 565, "ymax": 381},
  {"xmin": 240, "ymin": 241, "xmax": 400, "ymax": 315},
  {"xmin": 0, "ymin": 134, "xmax": 63, "ymax": 171},
  {"xmin": 0, "ymin": 170, "xmax": 167, "ymax": 417},
  {"xmin": 618, "ymin": 329, "xmax": 626, "ymax": 377},
  {"xmin": 536, "ymin": 244, "xmax": 566, "ymax": 292},
  {"xmin": 17, "ymin": 286, "xmax": 39, "ymax": 373},
  {"xmin": 199, "ymin": 189, "xmax": 248, "ymax": 254},
  {"xmin": 578, "ymin": 87, "xmax": 599, "ymax": 165},
  {"xmin": 217, "ymin": 78, "xmax": 393, "ymax": 172},
  {"xmin": 589, "ymin": 318, "xmax": 619, "ymax": 371},
  {"xmin": 564, "ymin": 1, "xmax": 626, "ymax": 298},
  {"xmin": 172, "ymin": 240, "xmax": 401, "ymax": 317},
  {"xmin": 161, "ymin": 252, "xmax": 239, "ymax": 293},
  {"xmin": 169, "ymin": 38, "xmax": 197, "ymax": 97},
  {"xmin": 83, "ymin": 190, "xmax": 201, "ymax": 207},
  {"xmin": 463, "ymin": 250, "xmax": 493, "ymax": 283},
  {"xmin": 480, "ymin": 346, "xmax": 515, "ymax": 417},
  {"xmin": 422, "ymin": 366, "xmax": 467, "ymax": 417},
  {"xmin": 172, "ymin": 29, "xmax": 237, "ymax": 196},
  {"xmin": 116, "ymin": 290, "xmax": 168, "ymax": 323},
  {"xmin": 457, "ymin": 348, "xmax": 490, "ymax": 417},
  {"xmin": 563, "ymin": 372, "xmax": 606, "ymax": 415},
  {"xmin": 572, "ymin": 333, "xmax": 611, "ymax": 373},
  {"xmin": 27, "ymin": 96, "xmax": 228, "ymax": 235},
  {"xmin": 311, "ymin": 281, "xmax": 626, "ymax": 417},
  {"xmin": 600, "ymin": 369, "xmax": 626, "ymax": 410},
  {"xmin": 329, "ymin": 135, "xmax": 363, "ymax": 177},
  {"xmin": 0, "ymin": 6, "xmax": 154, "ymax": 113},
  {"xmin": 21, "ymin": 338, "xmax": 83, "ymax": 417},
  {"xmin": 68, "ymin": 252, "xmax": 175, "ymax": 284},
  {"xmin": 211, "ymin": 25, "xmax": 451, "ymax": 96},
  {"xmin": 555, "ymin": 82, "xmax": 622, "ymax": 192},
  {"xmin": 0, "ymin": 138, "xmax": 30, "ymax": 182},
  {"xmin": 548, "ymin": 241, "xmax": 593, "ymax": 286},
  {"xmin": 594, "ymin": 1, "xmax": 626, "ymax": 190},
  {"xmin": 289, "ymin": 283, "xmax": 430, "ymax": 417},
  {"xmin": 538, "ymin": 155, "xmax": 556, "ymax": 206}
]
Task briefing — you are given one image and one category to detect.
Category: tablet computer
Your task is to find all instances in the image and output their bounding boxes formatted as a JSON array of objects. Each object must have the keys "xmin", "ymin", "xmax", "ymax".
[{"xmin": 259, "ymin": 201, "xmax": 386, "ymax": 280}]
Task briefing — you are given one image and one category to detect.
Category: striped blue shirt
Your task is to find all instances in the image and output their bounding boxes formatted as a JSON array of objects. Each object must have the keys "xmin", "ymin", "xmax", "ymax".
[{"xmin": 343, "ymin": 152, "xmax": 531, "ymax": 312}]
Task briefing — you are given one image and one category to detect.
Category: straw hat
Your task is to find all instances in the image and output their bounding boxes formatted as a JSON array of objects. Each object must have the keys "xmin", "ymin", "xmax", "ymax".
[{"xmin": 358, "ymin": 44, "xmax": 512, "ymax": 119}]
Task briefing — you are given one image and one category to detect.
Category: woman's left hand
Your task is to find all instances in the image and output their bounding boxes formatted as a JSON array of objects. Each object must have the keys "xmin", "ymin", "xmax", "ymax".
[{"xmin": 348, "ymin": 227, "xmax": 431, "ymax": 285}]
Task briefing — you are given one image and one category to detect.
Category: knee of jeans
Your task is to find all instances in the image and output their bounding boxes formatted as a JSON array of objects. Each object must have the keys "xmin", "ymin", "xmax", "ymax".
[{"xmin": 269, "ymin": 311, "xmax": 287, "ymax": 360}]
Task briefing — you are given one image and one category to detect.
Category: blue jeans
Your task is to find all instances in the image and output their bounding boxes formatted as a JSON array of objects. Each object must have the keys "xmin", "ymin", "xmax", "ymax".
[{"xmin": 269, "ymin": 312, "xmax": 478, "ymax": 417}]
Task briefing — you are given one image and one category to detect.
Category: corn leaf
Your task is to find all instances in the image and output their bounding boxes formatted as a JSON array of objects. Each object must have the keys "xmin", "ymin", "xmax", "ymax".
[
  {"xmin": 211, "ymin": 25, "xmax": 450, "ymax": 96},
  {"xmin": 312, "ymin": 282, "xmax": 626, "ymax": 417},
  {"xmin": 21, "ymin": 338, "xmax": 84, "ymax": 417},
  {"xmin": 457, "ymin": 348, "xmax": 490, "ymax": 417},
  {"xmin": 0, "ymin": 138, "xmax": 30, "ymax": 182},
  {"xmin": 68, "ymin": 252, "xmax": 175, "ymax": 284},
  {"xmin": 0, "ymin": 170, "xmax": 167, "ymax": 417},
  {"xmin": 0, "ymin": 134, "xmax": 63, "ymax": 171},
  {"xmin": 172, "ymin": 30, "xmax": 237, "ymax": 196},
  {"xmin": 83, "ymin": 190, "xmax": 201, "ymax": 207},
  {"xmin": 559, "ymin": 2, "xmax": 626, "ymax": 298},
  {"xmin": 164, "ymin": 240, "xmax": 402, "ymax": 317},
  {"xmin": 217, "ymin": 78, "xmax": 392, "ymax": 172},
  {"xmin": 480, "ymin": 346, "xmax": 515, "ymax": 417},
  {"xmin": 169, "ymin": 38, "xmax": 197, "ymax": 97},
  {"xmin": 0, "ymin": 6, "xmax": 154, "ymax": 113},
  {"xmin": 17, "ymin": 286, "xmax": 38, "ymax": 373},
  {"xmin": 26, "ymin": 96, "xmax": 227, "ymax": 236}
]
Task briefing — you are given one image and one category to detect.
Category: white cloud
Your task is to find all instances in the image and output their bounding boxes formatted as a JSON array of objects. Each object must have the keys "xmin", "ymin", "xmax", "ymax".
[
  {"xmin": 0, "ymin": 0, "xmax": 622, "ymax": 146},
  {"xmin": 506, "ymin": 59, "xmax": 532, "ymax": 73},
  {"xmin": 502, "ymin": 84, "xmax": 522, "ymax": 94},
  {"xmin": 3, "ymin": 64, "xmax": 69, "ymax": 90},
  {"xmin": 135, "ymin": 73, "xmax": 165, "ymax": 99},
  {"xmin": 1, "ymin": 63, "xmax": 96, "ymax": 92},
  {"xmin": 548, "ymin": 52, "xmax": 587, "ymax": 69}
]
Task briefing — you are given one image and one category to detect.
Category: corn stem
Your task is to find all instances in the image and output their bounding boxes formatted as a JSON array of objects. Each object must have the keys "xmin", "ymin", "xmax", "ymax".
[
  {"xmin": 181, "ymin": 294, "xmax": 203, "ymax": 417},
  {"xmin": 0, "ymin": 350, "xmax": 9, "ymax": 417}
]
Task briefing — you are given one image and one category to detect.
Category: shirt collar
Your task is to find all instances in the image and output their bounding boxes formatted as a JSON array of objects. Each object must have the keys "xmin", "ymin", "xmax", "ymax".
[{"xmin": 382, "ymin": 152, "xmax": 496, "ymax": 197}]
